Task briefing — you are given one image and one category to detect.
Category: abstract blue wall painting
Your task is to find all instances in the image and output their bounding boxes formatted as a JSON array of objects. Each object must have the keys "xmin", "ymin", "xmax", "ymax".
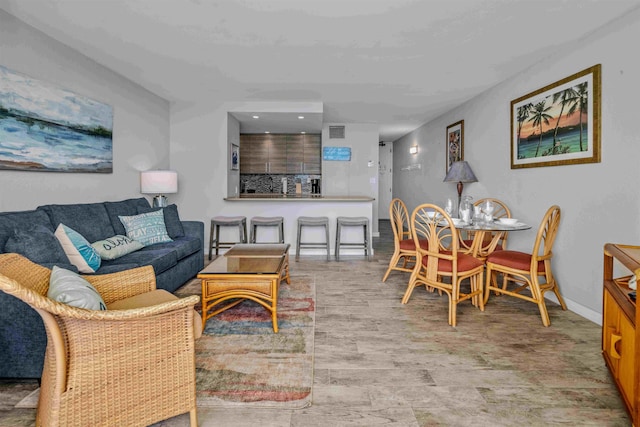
[
  {"xmin": 0, "ymin": 65, "xmax": 113, "ymax": 173},
  {"xmin": 323, "ymin": 146, "xmax": 351, "ymax": 161}
]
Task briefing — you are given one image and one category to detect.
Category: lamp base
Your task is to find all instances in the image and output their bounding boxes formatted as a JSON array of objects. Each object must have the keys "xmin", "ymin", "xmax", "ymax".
[{"xmin": 152, "ymin": 195, "xmax": 168, "ymax": 208}]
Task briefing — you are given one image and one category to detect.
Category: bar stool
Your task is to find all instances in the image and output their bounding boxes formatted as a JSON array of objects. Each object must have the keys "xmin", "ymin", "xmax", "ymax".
[
  {"xmin": 335, "ymin": 216, "xmax": 371, "ymax": 261},
  {"xmin": 296, "ymin": 216, "xmax": 330, "ymax": 261},
  {"xmin": 209, "ymin": 216, "xmax": 247, "ymax": 260},
  {"xmin": 249, "ymin": 216, "xmax": 285, "ymax": 243}
]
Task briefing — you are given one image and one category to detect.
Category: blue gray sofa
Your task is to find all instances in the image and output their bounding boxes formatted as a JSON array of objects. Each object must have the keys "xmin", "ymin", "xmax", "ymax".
[{"xmin": 0, "ymin": 197, "xmax": 204, "ymax": 378}]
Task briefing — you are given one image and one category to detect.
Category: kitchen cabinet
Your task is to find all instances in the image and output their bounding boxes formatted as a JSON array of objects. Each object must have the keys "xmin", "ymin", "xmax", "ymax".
[
  {"xmin": 602, "ymin": 243, "xmax": 639, "ymax": 425},
  {"xmin": 241, "ymin": 134, "xmax": 321, "ymax": 175},
  {"xmin": 285, "ymin": 134, "xmax": 321, "ymax": 174},
  {"xmin": 240, "ymin": 134, "xmax": 286, "ymax": 174}
]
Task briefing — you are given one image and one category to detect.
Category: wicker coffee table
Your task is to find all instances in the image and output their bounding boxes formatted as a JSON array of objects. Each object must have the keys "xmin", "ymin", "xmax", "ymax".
[{"xmin": 197, "ymin": 244, "xmax": 290, "ymax": 332}]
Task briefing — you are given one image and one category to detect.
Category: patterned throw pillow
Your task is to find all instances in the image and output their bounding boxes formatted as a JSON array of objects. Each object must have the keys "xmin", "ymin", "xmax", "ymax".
[
  {"xmin": 118, "ymin": 210, "xmax": 172, "ymax": 246},
  {"xmin": 54, "ymin": 224, "xmax": 102, "ymax": 273},
  {"xmin": 48, "ymin": 266, "xmax": 106, "ymax": 310},
  {"xmin": 91, "ymin": 235, "xmax": 144, "ymax": 260}
]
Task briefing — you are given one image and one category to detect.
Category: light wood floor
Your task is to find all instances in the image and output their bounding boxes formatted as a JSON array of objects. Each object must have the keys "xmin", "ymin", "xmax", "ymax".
[{"xmin": 0, "ymin": 220, "xmax": 630, "ymax": 426}]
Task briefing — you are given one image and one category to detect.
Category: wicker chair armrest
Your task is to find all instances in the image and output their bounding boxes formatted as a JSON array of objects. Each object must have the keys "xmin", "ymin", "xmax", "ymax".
[{"xmin": 83, "ymin": 266, "xmax": 156, "ymax": 304}]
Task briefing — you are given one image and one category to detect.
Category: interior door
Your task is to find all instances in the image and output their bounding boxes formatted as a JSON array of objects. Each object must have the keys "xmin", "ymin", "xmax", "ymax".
[{"xmin": 378, "ymin": 143, "xmax": 393, "ymax": 219}]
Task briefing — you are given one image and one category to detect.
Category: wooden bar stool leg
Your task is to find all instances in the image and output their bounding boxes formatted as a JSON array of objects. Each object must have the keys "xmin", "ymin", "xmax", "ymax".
[
  {"xmin": 208, "ymin": 221, "xmax": 215, "ymax": 261},
  {"xmin": 325, "ymin": 223, "xmax": 330, "ymax": 261},
  {"xmin": 215, "ymin": 224, "xmax": 221, "ymax": 255}
]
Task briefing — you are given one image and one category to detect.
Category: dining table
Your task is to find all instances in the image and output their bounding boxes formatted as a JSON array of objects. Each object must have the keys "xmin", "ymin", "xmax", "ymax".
[{"xmin": 454, "ymin": 218, "xmax": 531, "ymax": 259}]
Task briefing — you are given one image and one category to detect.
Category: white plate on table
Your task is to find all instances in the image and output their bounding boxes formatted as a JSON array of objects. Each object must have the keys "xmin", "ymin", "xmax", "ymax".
[{"xmin": 498, "ymin": 218, "xmax": 518, "ymax": 226}]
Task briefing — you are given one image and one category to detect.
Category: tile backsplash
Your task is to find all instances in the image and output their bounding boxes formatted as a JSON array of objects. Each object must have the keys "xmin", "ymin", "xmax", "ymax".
[{"xmin": 240, "ymin": 174, "xmax": 321, "ymax": 194}]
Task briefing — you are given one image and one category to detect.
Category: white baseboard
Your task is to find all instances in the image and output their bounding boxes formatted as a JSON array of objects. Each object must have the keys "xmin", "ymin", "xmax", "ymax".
[{"xmin": 545, "ymin": 294, "xmax": 602, "ymax": 326}]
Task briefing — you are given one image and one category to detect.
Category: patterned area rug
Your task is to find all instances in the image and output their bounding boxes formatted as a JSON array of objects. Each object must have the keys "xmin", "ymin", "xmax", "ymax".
[
  {"xmin": 16, "ymin": 273, "xmax": 315, "ymax": 410},
  {"xmin": 176, "ymin": 273, "xmax": 315, "ymax": 409}
]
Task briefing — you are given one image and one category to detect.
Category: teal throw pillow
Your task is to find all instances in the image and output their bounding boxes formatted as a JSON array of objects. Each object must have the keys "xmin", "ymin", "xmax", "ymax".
[
  {"xmin": 48, "ymin": 266, "xmax": 106, "ymax": 310},
  {"xmin": 119, "ymin": 209, "xmax": 172, "ymax": 246},
  {"xmin": 54, "ymin": 224, "xmax": 101, "ymax": 273},
  {"xmin": 91, "ymin": 235, "xmax": 144, "ymax": 260}
]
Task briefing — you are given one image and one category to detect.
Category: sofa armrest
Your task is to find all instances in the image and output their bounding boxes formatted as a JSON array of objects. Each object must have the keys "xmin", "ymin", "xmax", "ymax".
[
  {"xmin": 84, "ymin": 266, "xmax": 156, "ymax": 304},
  {"xmin": 182, "ymin": 221, "xmax": 204, "ymax": 252}
]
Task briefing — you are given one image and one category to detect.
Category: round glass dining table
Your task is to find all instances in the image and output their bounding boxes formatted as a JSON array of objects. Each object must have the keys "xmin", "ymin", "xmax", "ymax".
[{"xmin": 455, "ymin": 219, "xmax": 531, "ymax": 259}]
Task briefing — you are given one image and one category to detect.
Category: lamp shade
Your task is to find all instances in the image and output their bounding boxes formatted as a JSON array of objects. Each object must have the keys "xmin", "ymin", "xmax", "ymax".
[
  {"xmin": 140, "ymin": 170, "xmax": 178, "ymax": 194},
  {"xmin": 443, "ymin": 161, "xmax": 478, "ymax": 183}
]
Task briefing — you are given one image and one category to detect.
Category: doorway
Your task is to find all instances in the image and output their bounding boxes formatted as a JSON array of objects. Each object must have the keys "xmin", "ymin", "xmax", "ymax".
[{"xmin": 378, "ymin": 142, "xmax": 393, "ymax": 220}]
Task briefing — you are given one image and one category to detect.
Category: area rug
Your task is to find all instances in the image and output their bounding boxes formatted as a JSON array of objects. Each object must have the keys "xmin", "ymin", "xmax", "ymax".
[{"xmin": 16, "ymin": 273, "xmax": 315, "ymax": 410}]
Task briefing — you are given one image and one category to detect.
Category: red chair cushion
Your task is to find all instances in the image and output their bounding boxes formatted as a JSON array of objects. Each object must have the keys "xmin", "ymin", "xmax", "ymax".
[
  {"xmin": 486, "ymin": 250, "xmax": 545, "ymax": 272},
  {"xmin": 421, "ymin": 251, "xmax": 483, "ymax": 273},
  {"xmin": 400, "ymin": 239, "xmax": 429, "ymax": 250}
]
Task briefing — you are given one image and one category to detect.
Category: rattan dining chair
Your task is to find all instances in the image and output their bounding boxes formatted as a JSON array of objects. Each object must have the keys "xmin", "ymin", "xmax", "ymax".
[
  {"xmin": 484, "ymin": 205, "xmax": 567, "ymax": 326},
  {"xmin": 459, "ymin": 198, "xmax": 512, "ymax": 258},
  {"xmin": 0, "ymin": 253, "xmax": 200, "ymax": 427},
  {"xmin": 403, "ymin": 204, "xmax": 485, "ymax": 326},
  {"xmin": 383, "ymin": 199, "xmax": 414, "ymax": 281}
]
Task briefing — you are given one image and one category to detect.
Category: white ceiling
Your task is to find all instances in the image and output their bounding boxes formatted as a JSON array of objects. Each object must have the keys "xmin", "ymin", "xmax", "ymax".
[{"xmin": 2, "ymin": 0, "xmax": 639, "ymax": 141}]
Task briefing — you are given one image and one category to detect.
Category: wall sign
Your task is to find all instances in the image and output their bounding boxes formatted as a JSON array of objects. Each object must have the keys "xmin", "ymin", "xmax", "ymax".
[{"xmin": 323, "ymin": 146, "xmax": 351, "ymax": 161}]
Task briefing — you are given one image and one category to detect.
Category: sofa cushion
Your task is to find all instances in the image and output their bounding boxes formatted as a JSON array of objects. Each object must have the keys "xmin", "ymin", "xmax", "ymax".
[
  {"xmin": 103, "ymin": 247, "xmax": 177, "ymax": 275},
  {"xmin": 48, "ymin": 266, "xmax": 107, "ymax": 310},
  {"xmin": 104, "ymin": 198, "xmax": 151, "ymax": 236},
  {"xmin": 107, "ymin": 289, "xmax": 202, "ymax": 339},
  {"xmin": 119, "ymin": 210, "xmax": 172, "ymax": 246},
  {"xmin": 38, "ymin": 202, "xmax": 114, "ymax": 242},
  {"xmin": 0, "ymin": 209, "xmax": 54, "ymax": 251},
  {"xmin": 142, "ymin": 236, "xmax": 201, "ymax": 261},
  {"xmin": 4, "ymin": 225, "xmax": 69, "ymax": 265},
  {"xmin": 137, "ymin": 204, "xmax": 185, "ymax": 238},
  {"xmin": 91, "ymin": 235, "xmax": 144, "ymax": 260},
  {"xmin": 54, "ymin": 224, "xmax": 102, "ymax": 273}
]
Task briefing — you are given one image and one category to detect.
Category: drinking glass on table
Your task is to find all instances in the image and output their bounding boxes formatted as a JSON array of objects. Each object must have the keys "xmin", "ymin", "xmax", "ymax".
[
  {"xmin": 459, "ymin": 196, "xmax": 472, "ymax": 223},
  {"xmin": 482, "ymin": 200, "xmax": 495, "ymax": 222},
  {"xmin": 444, "ymin": 198, "xmax": 454, "ymax": 217}
]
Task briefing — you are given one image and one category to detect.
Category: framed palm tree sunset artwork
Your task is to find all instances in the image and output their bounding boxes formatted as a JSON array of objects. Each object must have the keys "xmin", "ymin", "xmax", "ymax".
[{"xmin": 510, "ymin": 64, "xmax": 601, "ymax": 169}]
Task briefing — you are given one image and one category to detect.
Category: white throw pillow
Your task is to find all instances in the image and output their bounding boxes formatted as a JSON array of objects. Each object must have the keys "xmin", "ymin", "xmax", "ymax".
[
  {"xmin": 54, "ymin": 224, "xmax": 101, "ymax": 273},
  {"xmin": 48, "ymin": 266, "xmax": 106, "ymax": 310},
  {"xmin": 91, "ymin": 235, "xmax": 144, "ymax": 260},
  {"xmin": 118, "ymin": 209, "xmax": 172, "ymax": 246}
]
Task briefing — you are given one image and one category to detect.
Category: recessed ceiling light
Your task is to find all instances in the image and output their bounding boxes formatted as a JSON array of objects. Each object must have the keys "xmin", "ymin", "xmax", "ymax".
[
  {"xmin": 252, "ymin": 115, "xmax": 259, "ymax": 119},
  {"xmin": 264, "ymin": 131, "xmax": 270, "ymax": 134},
  {"xmin": 298, "ymin": 116, "xmax": 304, "ymax": 119},
  {"xmin": 301, "ymin": 131, "xmax": 306, "ymax": 134}
]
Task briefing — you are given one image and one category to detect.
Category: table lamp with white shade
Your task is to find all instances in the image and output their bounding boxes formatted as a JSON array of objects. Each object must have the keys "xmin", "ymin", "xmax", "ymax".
[{"xmin": 140, "ymin": 170, "xmax": 178, "ymax": 207}]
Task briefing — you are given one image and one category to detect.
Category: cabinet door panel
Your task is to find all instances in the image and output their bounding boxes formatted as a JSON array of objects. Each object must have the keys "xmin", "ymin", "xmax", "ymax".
[
  {"xmin": 240, "ymin": 135, "xmax": 269, "ymax": 173},
  {"xmin": 603, "ymin": 289, "xmax": 620, "ymax": 372},
  {"xmin": 286, "ymin": 135, "xmax": 304, "ymax": 173},
  {"xmin": 268, "ymin": 135, "xmax": 287, "ymax": 173},
  {"xmin": 303, "ymin": 134, "xmax": 321, "ymax": 174},
  {"xmin": 618, "ymin": 311, "xmax": 635, "ymax": 408}
]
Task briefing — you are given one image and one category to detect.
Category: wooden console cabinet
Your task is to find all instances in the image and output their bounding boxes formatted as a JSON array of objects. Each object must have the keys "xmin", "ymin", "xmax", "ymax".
[{"xmin": 602, "ymin": 243, "xmax": 640, "ymax": 425}]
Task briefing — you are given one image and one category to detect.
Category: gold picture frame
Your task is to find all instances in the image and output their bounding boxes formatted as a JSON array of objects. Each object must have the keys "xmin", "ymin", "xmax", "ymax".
[
  {"xmin": 510, "ymin": 64, "xmax": 601, "ymax": 169},
  {"xmin": 446, "ymin": 120, "xmax": 464, "ymax": 172}
]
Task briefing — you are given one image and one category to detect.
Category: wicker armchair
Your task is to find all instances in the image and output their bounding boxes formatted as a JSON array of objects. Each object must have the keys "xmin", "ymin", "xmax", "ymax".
[{"xmin": 0, "ymin": 253, "xmax": 200, "ymax": 426}]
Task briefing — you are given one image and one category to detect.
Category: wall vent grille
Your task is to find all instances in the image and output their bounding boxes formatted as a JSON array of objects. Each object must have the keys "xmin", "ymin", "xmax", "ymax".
[{"xmin": 329, "ymin": 125, "xmax": 345, "ymax": 139}]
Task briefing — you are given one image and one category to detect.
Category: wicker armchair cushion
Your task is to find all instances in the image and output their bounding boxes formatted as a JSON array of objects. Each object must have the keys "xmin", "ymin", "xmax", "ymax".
[
  {"xmin": 48, "ymin": 266, "xmax": 107, "ymax": 310},
  {"xmin": 54, "ymin": 224, "xmax": 101, "ymax": 273},
  {"xmin": 108, "ymin": 289, "xmax": 202, "ymax": 339}
]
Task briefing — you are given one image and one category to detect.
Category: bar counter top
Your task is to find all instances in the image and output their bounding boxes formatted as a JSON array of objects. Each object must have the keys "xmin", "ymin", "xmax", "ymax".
[{"xmin": 225, "ymin": 194, "xmax": 374, "ymax": 202}]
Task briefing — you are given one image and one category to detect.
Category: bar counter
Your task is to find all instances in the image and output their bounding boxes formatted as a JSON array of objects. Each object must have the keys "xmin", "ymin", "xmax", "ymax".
[{"xmin": 220, "ymin": 194, "xmax": 375, "ymax": 257}]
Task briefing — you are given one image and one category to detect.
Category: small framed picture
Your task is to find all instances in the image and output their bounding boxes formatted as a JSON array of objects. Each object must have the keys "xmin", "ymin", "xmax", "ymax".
[
  {"xmin": 231, "ymin": 143, "xmax": 239, "ymax": 171},
  {"xmin": 446, "ymin": 120, "xmax": 464, "ymax": 172}
]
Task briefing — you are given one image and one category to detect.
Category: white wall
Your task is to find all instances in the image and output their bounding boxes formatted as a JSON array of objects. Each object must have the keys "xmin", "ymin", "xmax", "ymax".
[
  {"xmin": 322, "ymin": 123, "xmax": 380, "ymax": 235},
  {"xmin": 170, "ymin": 104, "xmax": 381, "ymax": 238},
  {"xmin": 393, "ymin": 9, "xmax": 640, "ymax": 324},
  {"xmin": 0, "ymin": 10, "xmax": 171, "ymax": 211}
]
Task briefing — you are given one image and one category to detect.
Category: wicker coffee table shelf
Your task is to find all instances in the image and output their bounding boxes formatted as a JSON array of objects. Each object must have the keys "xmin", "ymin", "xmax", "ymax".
[{"xmin": 197, "ymin": 244, "xmax": 290, "ymax": 332}]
